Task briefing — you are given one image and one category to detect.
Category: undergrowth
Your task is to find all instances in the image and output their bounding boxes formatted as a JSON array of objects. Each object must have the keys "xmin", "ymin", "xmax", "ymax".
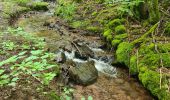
[{"xmin": 0, "ymin": 27, "xmax": 60, "ymax": 99}]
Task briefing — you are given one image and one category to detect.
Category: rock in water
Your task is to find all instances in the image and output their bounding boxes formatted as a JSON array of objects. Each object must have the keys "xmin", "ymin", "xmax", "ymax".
[
  {"xmin": 68, "ymin": 60, "xmax": 98, "ymax": 85},
  {"xmin": 74, "ymin": 43, "xmax": 94, "ymax": 60},
  {"xmin": 55, "ymin": 51, "xmax": 66, "ymax": 63}
]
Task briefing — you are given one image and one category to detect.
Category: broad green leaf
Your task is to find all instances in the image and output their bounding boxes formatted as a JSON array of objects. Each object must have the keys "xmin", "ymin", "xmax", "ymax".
[
  {"xmin": 88, "ymin": 96, "xmax": 93, "ymax": 100},
  {"xmin": 0, "ymin": 55, "xmax": 18, "ymax": 66},
  {"xmin": 11, "ymin": 77, "xmax": 19, "ymax": 82},
  {"xmin": 31, "ymin": 50, "xmax": 43, "ymax": 55},
  {"xmin": 25, "ymin": 56, "xmax": 39, "ymax": 62},
  {"xmin": 18, "ymin": 51, "xmax": 27, "ymax": 56},
  {"xmin": 0, "ymin": 69, "xmax": 5, "ymax": 74}
]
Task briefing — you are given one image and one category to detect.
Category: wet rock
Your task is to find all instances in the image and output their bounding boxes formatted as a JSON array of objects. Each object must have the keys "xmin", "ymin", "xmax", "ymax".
[
  {"xmin": 67, "ymin": 60, "xmax": 98, "ymax": 85},
  {"xmin": 63, "ymin": 44, "xmax": 73, "ymax": 52},
  {"xmin": 74, "ymin": 43, "xmax": 94, "ymax": 60},
  {"xmin": 55, "ymin": 51, "xmax": 66, "ymax": 63},
  {"xmin": 100, "ymin": 56, "xmax": 114, "ymax": 64}
]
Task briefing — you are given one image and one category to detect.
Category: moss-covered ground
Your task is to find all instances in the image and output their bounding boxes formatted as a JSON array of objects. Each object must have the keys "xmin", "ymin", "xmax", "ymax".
[{"xmin": 56, "ymin": 0, "xmax": 170, "ymax": 99}]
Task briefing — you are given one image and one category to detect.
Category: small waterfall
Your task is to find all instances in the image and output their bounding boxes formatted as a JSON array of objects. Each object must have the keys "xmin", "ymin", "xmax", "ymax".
[{"xmin": 62, "ymin": 49, "xmax": 117, "ymax": 77}]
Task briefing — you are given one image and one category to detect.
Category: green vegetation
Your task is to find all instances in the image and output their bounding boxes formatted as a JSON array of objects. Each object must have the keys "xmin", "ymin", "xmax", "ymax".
[
  {"xmin": 0, "ymin": 0, "xmax": 170, "ymax": 99},
  {"xmin": 165, "ymin": 22, "xmax": 170, "ymax": 36},
  {"xmin": 53, "ymin": 0, "xmax": 170, "ymax": 99},
  {"xmin": 116, "ymin": 42, "xmax": 133, "ymax": 66},
  {"xmin": 55, "ymin": 0, "xmax": 77, "ymax": 21},
  {"xmin": 114, "ymin": 25, "xmax": 126, "ymax": 34},
  {"xmin": 0, "ymin": 27, "xmax": 59, "ymax": 98},
  {"xmin": 111, "ymin": 39, "xmax": 121, "ymax": 47}
]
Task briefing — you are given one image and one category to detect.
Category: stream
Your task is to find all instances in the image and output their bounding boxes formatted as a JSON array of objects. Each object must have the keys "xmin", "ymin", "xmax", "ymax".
[{"xmin": 13, "ymin": 2, "xmax": 154, "ymax": 100}]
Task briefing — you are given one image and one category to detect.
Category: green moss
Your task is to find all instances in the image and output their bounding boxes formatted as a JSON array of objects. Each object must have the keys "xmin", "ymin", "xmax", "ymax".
[
  {"xmin": 116, "ymin": 42, "xmax": 133, "ymax": 66},
  {"xmin": 73, "ymin": 0, "xmax": 82, "ymax": 3},
  {"xmin": 162, "ymin": 54, "xmax": 170, "ymax": 68},
  {"xmin": 138, "ymin": 43, "xmax": 170, "ymax": 69},
  {"xmin": 141, "ymin": 53, "xmax": 160, "ymax": 69},
  {"xmin": 103, "ymin": 29, "xmax": 112, "ymax": 37},
  {"xmin": 130, "ymin": 55, "xmax": 138, "ymax": 75},
  {"xmin": 106, "ymin": 34, "xmax": 113, "ymax": 42},
  {"xmin": 71, "ymin": 21, "xmax": 89, "ymax": 28},
  {"xmin": 114, "ymin": 25, "xmax": 126, "ymax": 34},
  {"xmin": 139, "ymin": 43, "xmax": 155, "ymax": 55},
  {"xmin": 114, "ymin": 33, "xmax": 128, "ymax": 40},
  {"xmin": 132, "ymin": 22, "xmax": 158, "ymax": 45},
  {"xmin": 86, "ymin": 26, "xmax": 103, "ymax": 33},
  {"xmin": 30, "ymin": 2, "xmax": 49, "ymax": 11},
  {"xmin": 111, "ymin": 39, "xmax": 121, "ymax": 47},
  {"xmin": 164, "ymin": 23, "xmax": 170, "ymax": 36},
  {"xmin": 107, "ymin": 18, "xmax": 124, "ymax": 28},
  {"xmin": 158, "ymin": 43, "xmax": 170, "ymax": 52},
  {"xmin": 14, "ymin": 0, "xmax": 30, "ymax": 6},
  {"xmin": 91, "ymin": 11, "xmax": 98, "ymax": 16},
  {"xmin": 139, "ymin": 69, "xmax": 170, "ymax": 100}
]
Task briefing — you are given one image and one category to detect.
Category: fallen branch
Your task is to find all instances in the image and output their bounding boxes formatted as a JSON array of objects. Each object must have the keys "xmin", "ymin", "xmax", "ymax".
[
  {"xmin": 132, "ymin": 22, "xmax": 158, "ymax": 45},
  {"xmin": 71, "ymin": 41, "xmax": 82, "ymax": 56}
]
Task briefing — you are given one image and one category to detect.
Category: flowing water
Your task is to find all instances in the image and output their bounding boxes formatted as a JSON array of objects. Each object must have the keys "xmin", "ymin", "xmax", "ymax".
[{"xmin": 13, "ymin": 2, "xmax": 154, "ymax": 100}]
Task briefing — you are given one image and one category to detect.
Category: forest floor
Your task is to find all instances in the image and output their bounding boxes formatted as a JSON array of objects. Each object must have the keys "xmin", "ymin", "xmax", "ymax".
[{"xmin": 0, "ymin": 0, "xmax": 170, "ymax": 100}]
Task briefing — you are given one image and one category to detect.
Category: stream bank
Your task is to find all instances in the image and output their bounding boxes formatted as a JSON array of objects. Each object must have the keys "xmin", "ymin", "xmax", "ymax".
[
  {"xmin": 1, "ymin": 0, "xmax": 168, "ymax": 99},
  {"xmin": 13, "ymin": 5, "xmax": 154, "ymax": 99}
]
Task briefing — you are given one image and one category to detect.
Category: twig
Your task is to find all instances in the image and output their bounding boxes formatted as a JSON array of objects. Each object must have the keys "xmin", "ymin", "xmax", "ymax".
[
  {"xmin": 160, "ymin": 68, "xmax": 162, "ymax": 89},
  {"xmin": 160, "ymin": 9, "xmax": 170, "ymax": 17}
]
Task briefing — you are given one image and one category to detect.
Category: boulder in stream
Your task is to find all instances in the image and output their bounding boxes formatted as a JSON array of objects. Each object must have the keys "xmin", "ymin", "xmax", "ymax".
[
  {"xmin": 74, "ymin": 42, "xmax": 94, "ymax": 60},
  {"xmin": 66, "ymin": 60, "xmax": 98, "ymax": 85}
]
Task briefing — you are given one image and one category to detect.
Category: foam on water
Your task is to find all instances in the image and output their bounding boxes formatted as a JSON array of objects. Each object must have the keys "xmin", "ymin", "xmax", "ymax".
[{"xmin": 63, "ymin": 50, "xmax": 117, "ymax": 77}]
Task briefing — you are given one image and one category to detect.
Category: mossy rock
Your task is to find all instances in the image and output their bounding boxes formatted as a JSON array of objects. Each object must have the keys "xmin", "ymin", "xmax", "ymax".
[
  {"xmin": 139, "ymin": 69, "xmax": 170, "ymax": 100},
  {"xmin": 107, "ymin": 18, "xmax": 125, "ymax": 28},
  {"xmin": 111, "ymin": 39, "xmax": 121, "ymax": 47},
  {"xmin": 130, "ymin": 55, "xmax": 138, "ymax": 75},
  {"xmin": 114, "ymin": 25, "xmax": 126, "ymax": 34},
  {"xmin": 138, "ymin": 43, "xmax": 170, "ymax": 68},
  {"xmin": 116, "ymin": 42, "xmax": 133, "ymax": 66},
  {"xmin": 139, "ymin": 43, "xmax": 155, "ymax": 55},
  {"xmin": 141, "ymin": 53, "xmax": 170, "ymax": 69},
  {"xmin": 106, "ymin": 34, "xmax": 113, "ymax": 42},
  {"xmin": 114, "ymin": 33, "xmax": 128, "ymax": 40},
  {"xmin": 103, "ymin": 29, "xmax": 112, "ymax": 37}
]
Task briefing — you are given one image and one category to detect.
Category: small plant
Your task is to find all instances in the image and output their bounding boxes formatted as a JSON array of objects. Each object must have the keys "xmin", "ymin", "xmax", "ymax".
[
  {"xmin": 2, "ymin": 41, "xmax": 17, "ymax": 50},
  {"xmin": 60, "ymin": 87, "xmax": 74, "ymax": 100},
  {"xmin": 55, "ymin": 0, "xmax": 77, "ymax": 21},
  {"xmin": 0, "ymin": 27, "xmax": 59, "ymax": 90}
]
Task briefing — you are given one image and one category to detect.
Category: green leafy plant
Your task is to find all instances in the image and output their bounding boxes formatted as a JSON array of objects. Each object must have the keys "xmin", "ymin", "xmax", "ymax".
[
  {"xmin": 0, "ymin": 27, "xmax": 59, "ymax": 87},
  {"xmin": 60, "ymin": 87, "xmax": 74, "ymax": 100},
  {"xmin": 2, "ymin": 40, "xmax": 17, "ymax": 50},
  {"xmin": 55, "ymin": 0, "xmax": 77, "ymax": 21}
]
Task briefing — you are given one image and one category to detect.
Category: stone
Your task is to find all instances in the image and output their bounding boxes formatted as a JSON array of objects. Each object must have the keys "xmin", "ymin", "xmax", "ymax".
[
  {"xmin": 74, "ymin": 42, "xmax": 94, "ymax": 60},
  {"xmin": 67, "ymin": 60, "xmax": 98, "ymax": 85}
]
